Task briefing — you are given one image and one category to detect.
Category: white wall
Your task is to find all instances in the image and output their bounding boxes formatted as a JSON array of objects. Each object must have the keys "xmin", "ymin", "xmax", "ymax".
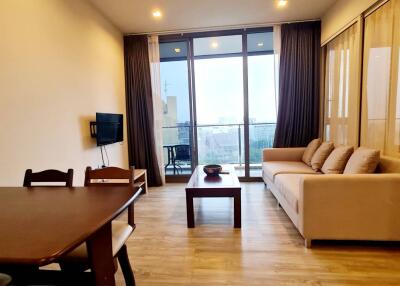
[
  {"xmin": 0, "ymin": 0, "xmax": 128, "ymax": 186},
  {"xmin": 321, "ymin": 0, "xmax": 379, "ymax": 44}
]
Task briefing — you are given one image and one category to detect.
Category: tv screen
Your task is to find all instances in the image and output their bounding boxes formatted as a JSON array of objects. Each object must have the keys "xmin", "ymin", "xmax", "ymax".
[{"xmin": 96, "ymin": 113, "xmax": 123, "ymax": 146}]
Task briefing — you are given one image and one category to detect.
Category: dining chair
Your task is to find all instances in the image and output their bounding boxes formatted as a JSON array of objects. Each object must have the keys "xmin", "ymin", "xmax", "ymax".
[
  {"xmin": 23, "ymin": 169, "xmax": 74, "ymax": 187},
  {"xmin": 59, "ymin": 166, "xmax": 139, "ymax": 286},
  {"xmin": 21, "ymin": 168, "xmax": 74, "ymax": 275}
]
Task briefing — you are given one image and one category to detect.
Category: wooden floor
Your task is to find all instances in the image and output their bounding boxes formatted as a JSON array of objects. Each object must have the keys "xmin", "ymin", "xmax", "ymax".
[{"xmin": 115, "ymin": 182, "xmax": 400, "ymax": 285}]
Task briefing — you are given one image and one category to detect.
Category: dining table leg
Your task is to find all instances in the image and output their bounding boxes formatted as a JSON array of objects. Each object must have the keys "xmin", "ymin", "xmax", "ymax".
[{"xmin": 87, "ymin": 222, "xmax": 115, "ymax": 286}]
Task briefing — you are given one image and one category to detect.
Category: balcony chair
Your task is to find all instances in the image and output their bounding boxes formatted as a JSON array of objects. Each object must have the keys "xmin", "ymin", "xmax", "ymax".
[{"xmin": 172, "ymin": 144, "xmax": 191, "ymax": 174}]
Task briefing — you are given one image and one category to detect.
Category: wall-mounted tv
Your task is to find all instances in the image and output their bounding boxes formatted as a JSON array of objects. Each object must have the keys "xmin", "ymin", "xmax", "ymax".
[{"xmin": 96, "ymin": 113, "xmax": 123, "ymax": 146}]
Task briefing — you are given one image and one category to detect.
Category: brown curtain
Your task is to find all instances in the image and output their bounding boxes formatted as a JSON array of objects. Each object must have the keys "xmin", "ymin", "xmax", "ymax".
[
  {"xmin": 124, "ymin": 35, "xmax": 162, "ymax": 186},
  {"xmin": 273, "ymin": 21, "xmax": 321, "ymax": 147}
]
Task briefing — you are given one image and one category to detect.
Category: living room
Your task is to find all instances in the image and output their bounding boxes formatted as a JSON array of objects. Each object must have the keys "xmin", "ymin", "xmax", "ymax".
[{"xmin": 1, "ymin": 0, "xmax": 400, "ymax": 285}]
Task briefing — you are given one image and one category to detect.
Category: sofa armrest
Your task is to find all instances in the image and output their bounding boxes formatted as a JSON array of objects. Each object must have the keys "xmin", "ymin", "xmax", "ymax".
[
  {"xmin": 262, "ymin": 147, "xmax": 306, "ymax": 162},
  {"xmin": 298, "ymin": 174, "xmax": 400, "ymax": 240}
]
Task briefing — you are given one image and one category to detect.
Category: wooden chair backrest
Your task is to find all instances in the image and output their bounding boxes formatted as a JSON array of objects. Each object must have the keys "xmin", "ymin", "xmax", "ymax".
[
  {"xmin": 23, "ymin": 169, "xmax": 74, "ymax": 187},
  {"xmin": 173, "ymin": 144, "xmax": 191, "ymax": 161},
  {"xmin": 84, "ymin": 166, "xmax": 137, "ymax": 227},
  {"xmin": 84, "ymin": 166, "xmax": 134, "ymax": 186}
]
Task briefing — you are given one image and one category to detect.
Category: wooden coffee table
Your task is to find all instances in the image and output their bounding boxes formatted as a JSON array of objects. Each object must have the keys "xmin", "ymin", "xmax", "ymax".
[{"xmin": 185, "ymin": 165, "xmax": 241, "ymax": 228}]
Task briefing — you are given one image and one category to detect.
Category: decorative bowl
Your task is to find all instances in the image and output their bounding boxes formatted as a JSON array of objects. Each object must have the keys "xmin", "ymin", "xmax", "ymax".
[{"xmin": 203, "ymin": 164, "xmax": 222, "ymax": 176}]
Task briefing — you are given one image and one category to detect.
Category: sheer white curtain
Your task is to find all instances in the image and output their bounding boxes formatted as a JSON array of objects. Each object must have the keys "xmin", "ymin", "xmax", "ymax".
[
  {"xmin": 361, "ymin": 3, "xmax": 393, "ymax": 152},
  {"xmin": 148, "ymin": 35, "xmax": 165, "ymax": 184},
  {"xmin": 362, "ymin": 0, "xmax": 400, "ymax": 156},
  {"xmin": 273, "ymin": 25, "xmax": 281, "ymax": 115},
  {"xmin": 389, "ymin": 0, "xmax": 400, "ymax": 155},
  {"xmin": 325, "ymin": 22, "xmax": 361, "ymax": 147}
]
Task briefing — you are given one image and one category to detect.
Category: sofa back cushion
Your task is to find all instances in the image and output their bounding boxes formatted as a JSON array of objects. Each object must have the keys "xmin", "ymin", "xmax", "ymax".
[
  {"xmin": 344, "ymin": 147, "xmax": 380, "ymax": 174},
  {"xmin": 321, "ymin": 146, "xmax": 354, "ymax": 174},
  {"xmin": 302, "ymin": 138, "xmax": 321, "ymax": 166},
  {"xmin": 311, "ymin": 142, "xmax": 335, "ymax": 171}
]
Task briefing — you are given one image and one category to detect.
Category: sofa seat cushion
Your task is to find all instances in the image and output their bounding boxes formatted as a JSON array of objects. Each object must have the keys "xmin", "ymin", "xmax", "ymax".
[
  {"xmin": 263, "ymin": 161, "xmax": 317, "ymax": 182},
  {"xmin": 274, "ymin": 174, "xmax": 305, "ymax": 213}
]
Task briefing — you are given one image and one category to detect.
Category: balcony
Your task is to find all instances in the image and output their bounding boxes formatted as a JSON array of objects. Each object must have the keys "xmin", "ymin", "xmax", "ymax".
[{"xmin": 163, "ymin": 123, "xmax": 276, "ymax": 177}]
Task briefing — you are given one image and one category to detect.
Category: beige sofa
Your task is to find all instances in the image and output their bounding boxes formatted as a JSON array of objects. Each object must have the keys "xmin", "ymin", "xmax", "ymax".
[{"xmin": 262, "ymin": 147, "xmax": 400, "ymax": 248}]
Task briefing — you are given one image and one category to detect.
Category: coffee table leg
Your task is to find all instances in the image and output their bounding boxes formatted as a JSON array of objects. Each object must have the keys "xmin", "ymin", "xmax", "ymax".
[
  {"xmin": 87, "ymin": 222, "xmax": 115, "ymax": 286},
  {"xmin": 186, "ymin": 191, "xmax": 195, "ymax": 228},
  {"xmin": 234, "ymin": 191, "xmax": 241, "ymax": 228}
]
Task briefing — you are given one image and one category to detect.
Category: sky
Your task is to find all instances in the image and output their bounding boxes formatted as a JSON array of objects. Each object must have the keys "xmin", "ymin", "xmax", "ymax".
[{"xmin": 160, "ymin": 54, "xmax": 278, "ymax": 126}]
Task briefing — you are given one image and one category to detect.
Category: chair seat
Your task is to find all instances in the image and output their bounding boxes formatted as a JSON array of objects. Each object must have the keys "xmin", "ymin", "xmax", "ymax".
[
  {"xmin": 60, "ymin": 221, "xmax": 133, "ymax": 262},
  {"xmin": 0, "ymin": 273, "xmax": 12, "ymax": 286}
]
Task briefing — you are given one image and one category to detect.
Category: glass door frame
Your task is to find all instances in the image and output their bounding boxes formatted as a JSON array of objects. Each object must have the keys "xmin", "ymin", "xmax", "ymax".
[{"xmin": 160, "ymin": 27, "xmax": 273, "ymax": 181}]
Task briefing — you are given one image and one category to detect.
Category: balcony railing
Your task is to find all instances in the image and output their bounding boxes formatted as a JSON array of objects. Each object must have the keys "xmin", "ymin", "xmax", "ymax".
[{"xmin": 162, "ymin": 123, "xmax": 276, "ymax": 176}]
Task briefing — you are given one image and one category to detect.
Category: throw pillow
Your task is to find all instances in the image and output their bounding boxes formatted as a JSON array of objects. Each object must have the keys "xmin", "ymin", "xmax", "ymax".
[
  {"xmin": 311, "ymin": 142, "xmax": 335, "ymax": 171},
  {"xmin": 321, "ymin": 146, "xmax": 354, "ymax": 174},
  {"xmin": 302, "ymin": 138, "xmax": 322, "ymax": 166},
  {"xmin": 343, "ymin": 147, "xmax": 380, "ymax": 174}
]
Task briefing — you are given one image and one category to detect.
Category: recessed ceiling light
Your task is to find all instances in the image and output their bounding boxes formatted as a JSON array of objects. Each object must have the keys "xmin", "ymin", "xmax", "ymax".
[
  {"xmin": 152, "ymin": 10, "xmax": 162, "ymax": 18},
  {"xmin": 257, "ymin": 42, "xmax": 264, "ymax": 47},
  {"xmin": 174, "ymin": 48, "xmax": 181, "ymax": 53},
  {"xmin": 277, "ymin": 0, "xmax": 288, "ymax": 8},
  {"xmin": 211, "ymin": 42, "xmax": 219, "ymax": 48}
]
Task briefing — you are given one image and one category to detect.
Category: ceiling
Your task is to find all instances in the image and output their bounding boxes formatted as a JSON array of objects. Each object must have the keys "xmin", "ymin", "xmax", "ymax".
[{"xmin": 89, "ymin": 0, "xmax": 337, "ymax": 34}]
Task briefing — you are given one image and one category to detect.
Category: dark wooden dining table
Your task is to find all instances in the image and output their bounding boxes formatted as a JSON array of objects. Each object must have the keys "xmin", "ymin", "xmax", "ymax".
[{"xmin": 0, "ymin": 186, "xmax": 141, "ymax": 286}]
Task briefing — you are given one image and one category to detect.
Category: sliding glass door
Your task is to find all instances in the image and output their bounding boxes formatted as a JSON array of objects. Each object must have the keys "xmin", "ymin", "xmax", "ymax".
[
  {"xmin": 159, "ymin": 28, "xmax": 277, "ymax": 178},
  {"xmin": 160, "ymin": 41, "xmax": 193, "ymax": 175},
  {"xmin": 193, "ymin": 35, "xmax": 245, "ymax": 175},
  {"xmin": 247, "ymin": 32, "xmax": 277, "ymax": 177}
]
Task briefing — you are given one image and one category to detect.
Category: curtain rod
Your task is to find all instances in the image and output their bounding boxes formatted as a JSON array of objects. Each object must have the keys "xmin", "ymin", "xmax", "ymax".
[{"xmin": 125, "ymin": 18, "xmax": 320, "ymax": 36}]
